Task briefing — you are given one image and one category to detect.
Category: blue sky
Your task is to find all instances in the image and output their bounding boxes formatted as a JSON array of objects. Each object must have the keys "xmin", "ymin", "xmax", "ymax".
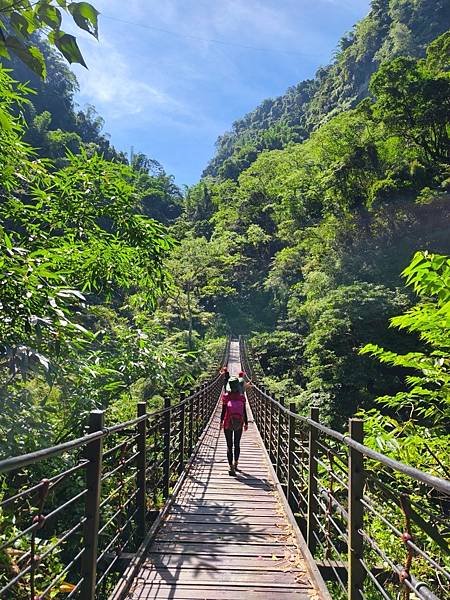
[{"xmin": 69, "ymin": 0, "xmax": 371, "ymax": 186}]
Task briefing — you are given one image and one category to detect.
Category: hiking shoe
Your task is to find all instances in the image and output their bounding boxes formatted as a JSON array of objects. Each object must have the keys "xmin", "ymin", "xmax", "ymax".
[{"xmin": 229, "ymin": 466, "xmax": 236, "ymax": 476}]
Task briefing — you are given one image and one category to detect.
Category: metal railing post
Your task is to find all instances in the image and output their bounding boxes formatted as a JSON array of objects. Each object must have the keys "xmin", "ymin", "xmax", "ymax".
[
  {"xmin": 195, "ymin": 387, "xmax": 200, "ymax": 441},
  {"xmin": 261, "ymin": 388, "xmax": 268, "ymax": 447},
  {"xmin": 163, "ymin": 397, "xmax": 171, "ymax": 499},
  {"xmin": 255, "ymin": 388, "xmax": 261, "ymax": 428},
  {"xmin": 307, "ymin": 406, "xmax": 319, "ymax": 554},
  {"xmin": 348, "ymin": 418, "xmax": 365, "ymax": 600},
  {"xmin": 269, "ymin": 394, "xmax": 275, "ymax": 464},
  {"xmin": 198, "ymin": 385, "xmax": 202, "ymax": 431},
  {"xmin": 287, "ymin": 401, "xmax": 296, "ymax": 507},
  {"xmin": 136, "ymin": 402, "xmax": 147, "ymax": 540},
  {"xmin": 188, "ymin": 394, "xmax": 194, "ymax": 455},
  {"xmin": 275, "ymin": 398, "xmax": 282, "ymax": 483},
  {"xmin": 178, "ymin": 394, "xmax": 186, "ymax": 475},
  {"xmin": 201, "ymin": 383, "xmax": 206, "ymax": 429},
  {"xmin": 265, "ymin": 391, "xmax": 270, "ymax": 449},
  {"xmin": 81, "ymin": 410, "xmax": 104, "ymax": 600}
]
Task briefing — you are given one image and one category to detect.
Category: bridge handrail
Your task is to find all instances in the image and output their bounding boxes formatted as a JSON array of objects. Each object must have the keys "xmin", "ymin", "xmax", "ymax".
[
  {"xmin": 251, "ymin": 384, "xmax": 450, "ymax": 496},
  {"xmin": 0, "ymin": 368, "xmax": 227, "ymax": 475},
  {"xmin": 0, "ymin": 337, "xmax": 230, "ymax": 475},
  {"xmin": 240, "ymin": 334, "xmax": 450, "ymax": 600},
  {"xmin": 239, "ymin": 335, "xmax": 450, "ymax": 495}
]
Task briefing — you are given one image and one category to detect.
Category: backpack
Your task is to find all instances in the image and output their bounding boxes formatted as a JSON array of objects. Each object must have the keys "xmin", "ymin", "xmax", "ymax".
[{"xmin": 225, "ymin": 394, "xmax": 245, "ymax": 431}]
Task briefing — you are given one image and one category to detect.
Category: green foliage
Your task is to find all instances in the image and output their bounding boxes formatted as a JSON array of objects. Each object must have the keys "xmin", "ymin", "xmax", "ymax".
[
  {"xmin": 370, "ymin": 55, "xmax": 450, "ymax": 164},
  {"xmin": 425, "ymin": 30, "xmax": 450, "ymax": 72},
  {"xmin": 0, "ymin": 66, "xmax": 199, "ymax": 458},
  {"xmin": 3, "ymin": 40, "xmax": 127, "ymax": 163},
  {"xmin": 131, "ymin": 152, "xmax": 183, "ymax": 224},
  {"xmin": 0, "ymin": 500, "xmax": 69, "ymax": 598},
  {"xmin": 0, "ymin": 0, "xmax": 99, "ymax": 76},
  {"xmin": 164, "ymin": 234, "xmax": 239, "ymax": 347},
  {"xmin": 361, "ymin": 251, "xmax": 450, "ymax": 428},
  {"xmin": 192, "ymin": 30, "xmax": 450, "ymax": 427},
  {"xmin": 1, "ymin": 3, "xmax": 449, "ymax": 594}
]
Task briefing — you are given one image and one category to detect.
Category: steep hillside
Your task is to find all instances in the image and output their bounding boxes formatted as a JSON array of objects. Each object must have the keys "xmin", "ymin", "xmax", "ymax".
[{"xmin": 203, "ymin": 0, "xmax": 450, "ymax": 180}]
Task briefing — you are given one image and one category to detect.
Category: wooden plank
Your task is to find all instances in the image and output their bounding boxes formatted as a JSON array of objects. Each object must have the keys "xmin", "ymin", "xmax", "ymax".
[
  {"xmin": 178, "ymin": 491, "xmax": 275, "ymax": 498},
  {"xmin": 180, "ymin": 484, "xmax": 272, "ymax": 491},
  {"xmin": 187, "ymin": 470, "xmax": 270, "ymax": 478},
  {"xmin": 174, "ymin": 502, "xmax": 280, "ymax": 510},
  {"xmin": 176, "ymin": 482, "xmax": 273, "ymax": 490},
  {"xmin": 176, "ymin": 495, "xmax": 279, "ymax": 503},
  {"xmin": 128, "ymin": 585, "xmax": 312, "ymax": 599},
  {"xmin": 161, "ymin": 522, "xmax": 293, "ymax": 535},
  {"xmin": 186, "ymin": 475, "xmax": 271, "ymax": 482},
  {"xmin": 155, "ymin": 532, "xmax": 296, "ymax": 544},
  {"xmin": 169, "ymin": 507, "xmax": 281, "ymax": 517},
  {"xmin": 150, "ymin": 542, "xmax": 297, "ymax": 556},
  {"xmin": 138, "ymin": 568, "xmax": 311, "ymax": 586},
  {"xmin": 183, "ymin": 480, "xmax": 272, "ymax": 487},
  {"xmin": 166, "ymin": 514, "xmax": 286, "ymax": 525},
  {"xmin": 186, "ymin": 471, "xmax": 273, "ymax": 487},
  {"xmin": 143, "ymin": 554, "xmax": 304, "ymax": 570}
]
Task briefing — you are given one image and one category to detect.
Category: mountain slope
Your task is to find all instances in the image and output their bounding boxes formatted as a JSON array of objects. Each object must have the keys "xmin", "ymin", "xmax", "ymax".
[{"xmin": 203, "ymin": 0, "xmax": 450, "ymax": 180}]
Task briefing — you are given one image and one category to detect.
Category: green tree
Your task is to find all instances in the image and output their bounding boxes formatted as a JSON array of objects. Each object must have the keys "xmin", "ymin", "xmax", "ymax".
[
  {"xmin": 425, "ymin": 30, "xmax": 450, "ymax": 73},
  {"xmin": 0, "ymin": 1, "xmax": 99, "ymax": 77},
  {"xmin": 0, "ymin": 67, "xmax": 180, "ymax": 454},
  {"xmin": 370, "ymin": 55, "xmax": 450, "ymax": 164},
  {"xmin": 166, "ymin": 235, "xmax": 238, "ymax": 348},
  {"xmin": 300, "ymin": 282, "xmax": 410, "ymax": 424},
  {"xmin": 361, "ymin": 251, "xmax": 450, "ymax": 427}
]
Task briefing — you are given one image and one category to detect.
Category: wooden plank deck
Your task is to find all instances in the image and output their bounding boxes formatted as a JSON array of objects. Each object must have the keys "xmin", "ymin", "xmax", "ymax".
[{"xmin": 124, "ymin": 342, "xmax": 323, "ymax": 600}]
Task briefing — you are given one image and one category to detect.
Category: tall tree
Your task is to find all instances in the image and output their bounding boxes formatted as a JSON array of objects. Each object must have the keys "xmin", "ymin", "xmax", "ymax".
[{"xmin": 370, "ymin": 54, "xmax": 450, "ymax": 164}]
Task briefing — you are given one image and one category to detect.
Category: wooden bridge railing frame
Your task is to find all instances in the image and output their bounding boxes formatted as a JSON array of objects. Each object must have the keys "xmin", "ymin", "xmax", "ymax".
[
  {"xmin": 0, "ymin": 337, "xmax": 230, "ymax": 600},
  {"xmin": 239, "ymin": 335, "xmax": 450, "ymax": 600}
]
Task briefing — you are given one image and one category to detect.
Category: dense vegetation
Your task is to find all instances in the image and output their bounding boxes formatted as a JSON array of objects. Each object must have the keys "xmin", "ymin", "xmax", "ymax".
[{"xmin": 0, "ymin": 49, "xmax": 207, "ymax": 459}]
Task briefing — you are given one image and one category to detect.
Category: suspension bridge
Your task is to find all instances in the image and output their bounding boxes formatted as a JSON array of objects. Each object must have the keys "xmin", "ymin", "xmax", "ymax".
[{"xmin": 0, "ymin": 338, "xmax": 449, "ymax": 599}]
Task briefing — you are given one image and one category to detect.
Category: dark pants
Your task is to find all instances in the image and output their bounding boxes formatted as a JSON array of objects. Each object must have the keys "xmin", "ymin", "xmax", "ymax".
[{"xmin": 224, "ymin": 428, "xmax": 243, "ymax": 466}]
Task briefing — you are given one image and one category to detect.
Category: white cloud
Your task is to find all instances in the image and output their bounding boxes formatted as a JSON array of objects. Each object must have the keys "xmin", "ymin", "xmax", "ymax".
[
  {"xmin": 94, "ymin": 0, "xmax": 299, "ymax": 49},
  {"xmin": 71, "ymin": 38, "xmax": 187, "ymax": 122}
]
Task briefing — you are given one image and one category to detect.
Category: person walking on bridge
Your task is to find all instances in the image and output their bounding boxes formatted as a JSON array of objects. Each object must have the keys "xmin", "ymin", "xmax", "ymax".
[
  {"xmin": 220, "ymin": 376, "xmax": 248, "ymax": 476},
  {"xmin": 221, "ymin": 366, "xmax": 230, "ymax": 392},
  {"xmin": 238, "ymin": 371, "xmax": 252, "ymax": 393}
]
